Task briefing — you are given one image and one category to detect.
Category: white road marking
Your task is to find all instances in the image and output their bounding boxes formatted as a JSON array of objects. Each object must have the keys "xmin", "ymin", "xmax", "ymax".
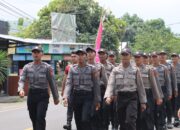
[{"xmin": 0, "ymin": 107, "xmax": 25, "ymax": 113}]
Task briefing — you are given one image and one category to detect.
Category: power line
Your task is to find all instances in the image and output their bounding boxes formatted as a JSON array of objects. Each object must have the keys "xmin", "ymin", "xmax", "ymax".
[
  {"xmin": 0, "ymin": 7, "xmax": 19, "ymax": 18},
  {"xmin": 1, "ymin": 0, "xmax": 35, "ymax": 20},
  {"xmin": 167, "ymin": 22, "xmax": 180, "ymax": 26},
  {"xmin": 0, "ymin": 1, "xmax": 30, "ymax": 19}
]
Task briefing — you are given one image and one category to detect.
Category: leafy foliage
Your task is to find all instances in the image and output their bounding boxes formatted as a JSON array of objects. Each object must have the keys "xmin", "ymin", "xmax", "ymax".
[
  {"xmin": 15, "ymin": 0, "xmax": 126, "ymax": 51},
  {"xmin": 0, "ymin": 50, "xmax": 10, "ymax": 85}
]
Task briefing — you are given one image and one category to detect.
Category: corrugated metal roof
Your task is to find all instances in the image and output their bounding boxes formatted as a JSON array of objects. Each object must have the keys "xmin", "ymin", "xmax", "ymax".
[{"xmin": 0, "ymin": 34, "xmax": 93, "ymax": 46}]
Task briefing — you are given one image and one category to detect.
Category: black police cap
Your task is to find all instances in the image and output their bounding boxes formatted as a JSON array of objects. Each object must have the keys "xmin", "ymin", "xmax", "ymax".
[
  {"xmin": 159, "ymin": 50, "xmax": 167, "ymax": 55},
  {"xmin": 32, "ymin": 46, "xmax": 43, "ymax": 52},
  {"xmin": 108, "ymin": 51, "xmax": 116, "ymax": 56},
  {"xmin": 86, "ymin": 47, "xmax": 96, "ymax": 53},
  {"xmin": 98, "ymin": 48, "xmax": 107, "ymax": 54},
  {"xmin": 76, "ymin": 49, "xmax": 87, "ymax": 55},
  {"xmin": 121, "ymin": 48, "xmax": 131, "ymax": 55},
  {"xmin": 133, "ymin": 51, "xmax": 143, "ymax": 57}
]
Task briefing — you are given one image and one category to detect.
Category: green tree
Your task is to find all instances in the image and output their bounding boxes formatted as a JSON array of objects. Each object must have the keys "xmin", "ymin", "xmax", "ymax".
[
  {"xmin": 18, "ymin": 0, "xmax": 103, "ymax": 39},
  {"xmin": 121, "ymin": 13, "xmax": 144, "ymax": 43},
  {"xmin": 132, "ymin": 18, "xmax": 180, "ymax": 54},
  {"xmin": 102, "ymin": 14, "xmax": 126, "ymax": 51},
  {"xmin": 18, "ymin": 18, "xmax": 24, "ymax": 26},
  {"xmin": 0, "ymin": 50, "xmax": 10, "ymax": 85},
  {"xmin": 16, "ymin": 0, "xmax": 126, "ymax": 51}
]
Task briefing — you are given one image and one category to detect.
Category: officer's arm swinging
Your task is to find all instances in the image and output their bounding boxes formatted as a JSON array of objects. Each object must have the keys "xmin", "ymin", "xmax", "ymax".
[
  {"xmin": 18, "ymin": 65, "xmax": 27, "ymax": 97},
  {"xmin": 47, "ymin": 66, "xmax": 59, "ymax": 105}
]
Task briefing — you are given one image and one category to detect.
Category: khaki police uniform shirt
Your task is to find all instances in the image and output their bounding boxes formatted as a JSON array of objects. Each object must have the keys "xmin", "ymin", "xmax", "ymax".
[
  {"xmin": 173, "ymin": 62, "xmax": 180, "ymax": 84},
  {"xmin": 101, "ymin": 61, "xmax": 114, "ymax": 79},
  {"xmin": 138, "ymin": 64, "xmax": 162, "ymax": 99},
  {"xmin": 18, "ymin": 62, "xmax": 59, "ymax": 100},
  {"xmin": 63, "ymin": 64, "xmax": 101, "ymax": 103},
  {"xmin": 88, "ymin": 62, "xmax": 108, "ymax": 87},
  {"xmin": 104, "ymin": 63, "xmax": 147, "ymax": 104},
  {"xmin": 164, "ymin": 63, "xmax": 178, "ymax": 93},
  {"xmin": 153, "ymin": 64, "xmax": 172, "ymax": 97}
]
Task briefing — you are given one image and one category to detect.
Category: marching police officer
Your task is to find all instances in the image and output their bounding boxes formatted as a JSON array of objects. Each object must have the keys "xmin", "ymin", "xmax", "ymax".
[
  {"xmin": 104, "ymin": 48, "xmax": 147, "ymax": 130},
  {"xmin": 108, "ymin": 51, "xmax": 119, "ymax": 67},
  {"xmin": 63, "ymin": 49, "xmax": 101, "ymax": 130},
  {"xmin": 86, "ymin": 47, "xmax": 108, "ymax": 130},
  {"xmin": 62, "ymin": 51, "xmax": 78, "ymax": 130},
  {"xmin": 158, "ymin": 50, "xmax": 178, "ymax": 129},
  {"xmin": 98, "ymin": 48, "xmax": 115, "ymax": 130},
  {"xmin": 18, "ymin": 46, "xmax": 59, "ymax": 130},
  {"xmin": 134, "ymin": 51, "xmax": 163, "ymax": 130},
  {"xmin": 98, "ymin": 48, "xmax": 114, "ymax": 78},
  {"xmin": 142, "ymin": 53, "xmax": 149, "ymax": 65},
  {"xmin": 171, "ymin": 53, "xmax": 180, "ymax": 128},
  {"xmin": 151, "ymin": 51, "xmax": 172, "ymax": 130},
  {"xmin": 107, "ymin": 50, "xmax": 119, "ymax": 130}
]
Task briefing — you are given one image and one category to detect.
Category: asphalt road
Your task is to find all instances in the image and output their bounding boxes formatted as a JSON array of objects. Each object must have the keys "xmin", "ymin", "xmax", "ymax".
[
  {"xmin": 0, "ymin": 100, "xmax": 179, "ymax": 130},
  {"xmin": 0, "ymin": 100, "xmax": 76, "ymax": 130}
]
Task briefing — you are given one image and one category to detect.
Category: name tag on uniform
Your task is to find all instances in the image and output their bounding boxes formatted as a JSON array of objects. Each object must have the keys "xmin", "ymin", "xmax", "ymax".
[
  {"xmin": 142, "ymin": 74, "xmax": 149, "ymax": 78},
  {"xmin": 80, "ymin": 85, "xmax": 85, "ymax": 89},
  {"xmin": 128, "ymin": 75, "xmax": 136, "ymax": 79},
  {"xmin": 116, "ymin": 75, "xmax": 123, "ymax": 78}
]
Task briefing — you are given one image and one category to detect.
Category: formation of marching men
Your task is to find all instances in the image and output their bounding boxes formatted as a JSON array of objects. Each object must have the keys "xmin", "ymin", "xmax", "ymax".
[
  {"xmin": 17, "ymin": 46, "xmax": 180, "ymax": 130},
  {"xmin": 62, "ymin": 47, "xmax": 180, "ymax": 130}
]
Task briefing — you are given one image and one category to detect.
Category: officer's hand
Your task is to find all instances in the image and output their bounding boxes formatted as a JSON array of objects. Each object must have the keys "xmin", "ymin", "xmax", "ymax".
[
  {"xmin": 95, "ymin": 103, "xmax": 100, "ymax": 111},
  {"xmin": 178, "ymin": 109, "xmax": 180, "ymax": 118},
  {"xmin": 168, "ymin": 96, "xmax": 172, "ymax": 100},
  {"xmin": 19, "ymin": 90, "xmax": 25, "ymax": 98},
  {"xmin": 156, "ymin": 98, "xmax": 163, "ymax": 105},
  {"xmin": 111, "ymin": 96, "xmax": 117, "ymax": 101},
  {"xmin": 105, "ymin": 97, "xmax": 112, "ymax": 105},
  {"xmin": 141, "ymin": 103, "xmax": 146, "ymax": 112},
  {"xmin": 61, "ymin": 92, "xmax": 64, "ymax": 97},
  {"xmin": 175, "ymin": 91, "xmax": 178, "ymax": 97},
  {"xmin": 54, "ymin": 99, "xmax": 59, "ymax": 105},
  {"xmin": 63, "ymin": 98, "xmax": 68, "ymax": 107}
]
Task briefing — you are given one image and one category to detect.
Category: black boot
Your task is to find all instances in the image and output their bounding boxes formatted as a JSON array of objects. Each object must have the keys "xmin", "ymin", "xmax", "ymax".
[{"xmin": 63, "ymin": 121, "xmax": 71, "ymax": 130}]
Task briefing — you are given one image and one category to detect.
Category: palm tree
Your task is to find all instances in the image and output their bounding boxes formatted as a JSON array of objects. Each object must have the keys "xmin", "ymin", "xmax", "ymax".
[{"xmin": 0, "ymin": 50, "xmax": 10, "ymax": 86}]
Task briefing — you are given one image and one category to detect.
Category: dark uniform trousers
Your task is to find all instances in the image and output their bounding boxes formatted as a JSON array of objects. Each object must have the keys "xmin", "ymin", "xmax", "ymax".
[
  {"xmin": 66, "ymin": 95, "xmax": 73, "ymax": 124},
  {"xmin": 154, "ymin": 86, "xmax": 167, "ymax": 130},
  {"xmin": 72, "ymin": 90, "xmax": 93, "ymax": 130},
  {"xmin": 166, "ymin": 96, "xmax": 173, "ymax": 123},
  {"xmin": 27, "ymin": 88, "xmax": 49, "ymax": 130},
  {"xmin": 137, "ymin": 89, "xmax": 155, "ymax": 130},
  {"xmin": 174, "ymin": 84, "xmax": 180, "ymax": 123},
  {"xmin": 117, "ymin": 91, "xmax": 138, "ymax": 130},
  {"xmin": 91, "ymin": 86, "xmax": 109, "ymax": 130}
]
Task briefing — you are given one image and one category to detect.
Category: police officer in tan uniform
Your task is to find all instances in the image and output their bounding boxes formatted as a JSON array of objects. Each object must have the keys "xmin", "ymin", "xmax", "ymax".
[
  {"xmin": 108, "ymin": 51, "xmax": 119, "ymax": 67},
  {"xmin": 171, "ymin": 53, "xmax": 180, "ymax": 128},
  {"xmin": 107, "ymin": 50, "xmax": 119, "ymax": 130},
  {"xmin": 18, "ymin": 46, "xmax": 59, "ymax": 130},
  {"xmin": 63, "ymin": 49, "xmax": 101, "ymax": 130},
  {"xmin": 104, "ymin": 48, "xmax": 147, "ymax": 130},
  {"xmin": 142, "ymin": 53, "xmax": 149, "ymax": 65},
  {"xmin": 158, "ymin": 50, "xmax": 178, "ymax": 129},
  {"xmin": 86, "ymin": 47, "xmax": 108, "ymax": 130},
  {"xmin": 62, "ymin": 51, "xmax": 78, "ymax": 130},
  {"xmin": 134, "ymin": 51, "xmax": 162, "ymax": 130},
  {"xmin": 151, "ymin": 51, "xmax": 172, "ymax": 130},
  {"xmin": 98, "ymin": 48, "xmax": 115, "ymax": 130}
]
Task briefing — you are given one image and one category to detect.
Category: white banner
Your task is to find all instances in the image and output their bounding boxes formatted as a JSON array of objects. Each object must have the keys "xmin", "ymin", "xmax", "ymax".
[{"xmin": 49, "ymin": 44, "xmax": 63, "ymax": 54}]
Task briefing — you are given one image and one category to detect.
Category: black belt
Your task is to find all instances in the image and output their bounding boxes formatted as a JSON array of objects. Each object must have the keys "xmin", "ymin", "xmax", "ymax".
[
  {"xmin": 117, "ymin": 91, "xmax": 137, "ymax": 96},
  {"xmin": 29, "ymin": 88, "xmax": 48, "ymax": 94},
  {"xmin": 73, "ymin": 90, "xmax": 92, "ymax": 95}
]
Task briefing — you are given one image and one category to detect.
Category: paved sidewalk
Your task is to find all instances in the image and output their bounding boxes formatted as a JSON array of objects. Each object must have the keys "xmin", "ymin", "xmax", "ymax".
[{"xmin": 0, "ymin": 94, "xmax": 26, "ymax": 103}]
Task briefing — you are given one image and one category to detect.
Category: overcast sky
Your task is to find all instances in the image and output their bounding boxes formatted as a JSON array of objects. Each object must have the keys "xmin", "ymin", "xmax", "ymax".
[{"xmin": 0, "ymin": 0, "xmax": 180, "ymax": 33}]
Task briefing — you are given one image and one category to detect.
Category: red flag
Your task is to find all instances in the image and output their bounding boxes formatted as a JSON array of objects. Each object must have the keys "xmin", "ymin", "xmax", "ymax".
[{"xmin": 95, "ymin": 19, "xmax": 103, "ymax": 62}]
